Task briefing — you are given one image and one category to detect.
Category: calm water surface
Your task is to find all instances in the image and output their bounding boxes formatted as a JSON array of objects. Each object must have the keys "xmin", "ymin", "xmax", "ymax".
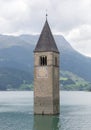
[{"xmin": 0, "ymin": 91, "xmax": 91, "ymax": 130}]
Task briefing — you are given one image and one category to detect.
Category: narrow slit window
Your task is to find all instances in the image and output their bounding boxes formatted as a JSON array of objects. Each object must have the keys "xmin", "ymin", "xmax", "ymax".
[
  {"xmin": 45, "ymin": 56, "xmax": 47, "ymax": 65},
  {"xmin": 55, "ymin": 57, "xmax": 57, "ymax": 66},
  {"xmin": 43, "ymin": 57, "xmax": 45, "ymax": 65},
  {"xmin": 40, "ymin": 57, "xmax": 42, "ymax": 66}
]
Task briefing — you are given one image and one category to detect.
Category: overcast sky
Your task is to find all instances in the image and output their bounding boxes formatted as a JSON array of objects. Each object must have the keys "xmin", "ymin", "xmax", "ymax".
[{"xmin": 0, "ymin": 0, "xmax": 91, "ymax": 57}]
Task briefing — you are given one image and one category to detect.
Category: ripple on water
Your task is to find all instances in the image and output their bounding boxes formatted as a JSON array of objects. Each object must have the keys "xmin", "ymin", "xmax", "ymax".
[{"xmin": 0, "ymin": 91, "xmax": 91, "ymax": 130}]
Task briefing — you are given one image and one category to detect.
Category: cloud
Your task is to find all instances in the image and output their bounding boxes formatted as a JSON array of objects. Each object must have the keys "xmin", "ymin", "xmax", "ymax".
[
  {"xmin": 66, "ymin": 24, "xmax": 91, "ymax": 57},
  {"xmin": 0, "ymin": 0, "xmax": 91, "ymax": 56},
  {"xmin": 0, "ymin": 0, "xmax": 91, "ymax": 34}
]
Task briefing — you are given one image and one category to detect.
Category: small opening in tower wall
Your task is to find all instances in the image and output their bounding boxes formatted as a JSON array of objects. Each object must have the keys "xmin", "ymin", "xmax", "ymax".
[
  {"xmin": 55, "ymin": 57, "xmax": 57, "ymax": 66},
  {"xmin": 40, "ymin": 56, "xmax": 47, "ymax": 66}
]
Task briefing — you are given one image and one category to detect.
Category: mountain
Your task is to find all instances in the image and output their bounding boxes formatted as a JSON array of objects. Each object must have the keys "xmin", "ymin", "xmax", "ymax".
[
  {"xmin": 0, "ymin": 68, "xmax": 32, "ymax": 90},
  {"xmin": 0, "ymin": 34, "xmax": 91, "ymax": 90},
  {"xmin": 19, "ymin": 34, "xmax": 91, "ymax": 82},
  {"xmin": 60, "ymin": 71, "xmax": 91, "ymax": 91}
]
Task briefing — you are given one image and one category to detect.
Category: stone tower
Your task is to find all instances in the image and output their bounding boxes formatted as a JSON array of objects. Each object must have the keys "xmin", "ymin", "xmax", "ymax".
[{"xmin": 34, "ymin": 18, "xmax": 60, "ymax": 115}]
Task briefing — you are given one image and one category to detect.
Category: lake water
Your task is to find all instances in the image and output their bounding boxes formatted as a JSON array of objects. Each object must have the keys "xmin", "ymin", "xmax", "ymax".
[{"xmin": 0, "ymin": 91, "xmax": 91, "ymax": 130}]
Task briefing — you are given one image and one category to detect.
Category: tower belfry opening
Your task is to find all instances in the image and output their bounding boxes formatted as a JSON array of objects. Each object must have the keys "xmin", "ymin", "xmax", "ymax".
[
  {"xmin": 34, "ymin": 17, "xmax": 60, "ymax": 115},
  {"xmin": 40, "ymin": 56, "xmax": 47, "ymax": 66}
]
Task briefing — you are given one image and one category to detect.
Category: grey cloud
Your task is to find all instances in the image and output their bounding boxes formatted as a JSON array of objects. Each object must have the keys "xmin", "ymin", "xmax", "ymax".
[
  {"xmin": 0, "ymin": 0, "xmax": 91, "ymax": 56},
  {"xmin": 0, "ymin": 0, "xmax": 91, "ymax": 34}
]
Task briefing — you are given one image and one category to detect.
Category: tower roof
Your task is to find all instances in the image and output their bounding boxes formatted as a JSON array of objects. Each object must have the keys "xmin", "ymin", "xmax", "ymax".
[{"xmin": 34, "ymin": 19, "xmax": 59, "ymax": 53}]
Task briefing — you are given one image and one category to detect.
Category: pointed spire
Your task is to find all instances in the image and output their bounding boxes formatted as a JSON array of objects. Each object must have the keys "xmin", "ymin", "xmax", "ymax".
[
  {"xmin": 46, "ymin": 9, "xmax": 48, "ymax": 20},
  {"xmin": 34, "ymin": 19, "xmax": 59, "ymax": 53},
  {"xmin": 46, "ymin": 13, "xmax": 48, "ymax": 20}
]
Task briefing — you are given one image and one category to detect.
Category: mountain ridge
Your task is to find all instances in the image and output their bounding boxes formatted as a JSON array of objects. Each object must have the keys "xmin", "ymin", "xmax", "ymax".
[{"xmin": 0, "ymin": 34, "xmax": 91, "ymax": 88}]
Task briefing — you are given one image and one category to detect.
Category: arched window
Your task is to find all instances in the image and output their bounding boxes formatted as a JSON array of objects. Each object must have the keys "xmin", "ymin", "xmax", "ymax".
[{"xmin": 40, "ymin": 56, "xmax": 47, "ymax": 66}]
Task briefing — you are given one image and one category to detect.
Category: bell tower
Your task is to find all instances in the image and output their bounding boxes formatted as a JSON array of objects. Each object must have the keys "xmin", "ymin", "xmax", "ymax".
[{"xmin": 34, "ymin": 18, "xmax": 60, "ymax": 115}]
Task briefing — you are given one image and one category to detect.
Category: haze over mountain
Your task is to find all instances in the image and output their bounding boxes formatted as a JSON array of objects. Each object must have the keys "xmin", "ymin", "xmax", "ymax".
[{"xmin": 0, "ymin": 34, "xmax": 91, "ymax": 90}]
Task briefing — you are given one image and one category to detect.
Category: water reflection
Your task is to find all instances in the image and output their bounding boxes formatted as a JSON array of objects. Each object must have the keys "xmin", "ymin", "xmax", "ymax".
[{"xmin": 33, "ymin": 115, "xmax": 60, "ymax": 130}]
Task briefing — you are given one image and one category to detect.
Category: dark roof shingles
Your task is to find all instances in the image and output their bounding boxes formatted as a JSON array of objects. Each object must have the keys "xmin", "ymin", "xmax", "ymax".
[{"xmin": 34, "ymin": 20, "xmax": 59, "ymax": 53}]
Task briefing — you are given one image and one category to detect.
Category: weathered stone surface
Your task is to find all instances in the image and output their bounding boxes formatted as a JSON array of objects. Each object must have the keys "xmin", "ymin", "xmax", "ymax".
[
  {"xmin": 34, "ymin": 19, "xmax": 60, "ymax": 115},
  {"xmin": 34, "ymin": 52, "xmax": 60, "ymax": 115}
]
